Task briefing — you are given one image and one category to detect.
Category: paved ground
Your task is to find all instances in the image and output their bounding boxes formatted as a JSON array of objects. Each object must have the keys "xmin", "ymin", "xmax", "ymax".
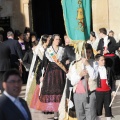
[{"xmin": 1, "ymin": 81, "xmax": 120, "ymax": 120}]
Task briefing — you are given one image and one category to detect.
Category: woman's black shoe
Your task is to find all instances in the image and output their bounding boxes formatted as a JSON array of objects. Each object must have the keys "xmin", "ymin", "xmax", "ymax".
[
  {"xmin": 43, "ymin": 112, "xmax": 48, "ymax": 114},
  {"xmin": 49, "ymin": 112, "xmax": 54, "ymax": 114}
]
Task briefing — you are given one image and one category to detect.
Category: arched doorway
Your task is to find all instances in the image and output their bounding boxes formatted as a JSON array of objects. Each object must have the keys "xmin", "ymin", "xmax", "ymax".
[{"xmin": 32, "ymin": 0, "xmax": 66, "ymax": 40}]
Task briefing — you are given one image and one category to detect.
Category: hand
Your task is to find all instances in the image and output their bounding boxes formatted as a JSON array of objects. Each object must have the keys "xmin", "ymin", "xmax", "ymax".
[
  {"xmin": 81, "ymin": 58, "xmax": 89, "ymax": 66},
  {"xmin": 40, "ymin": 77, "xmax": 44, "ymax": 82},
  {"xmin": 66, "ymin": 60, "xmax": 70, "ymax": 65},
  {"xmin": 68, "ymin": 100, "xmax": 74, "ymax": 108},
  {"xmin": 97, "ymin": 50, "xmax": 101, "ymax": 54},
  {"xmin": 18, "ymin": 59, "xmax": 23, "ymax": 64},
  {"xmin": 118, "ymin": 47, "xmax": 120, "ymax": 51},
  {"xmin": 80, "ymin": 70, "xmax": 88, "ymax": 77},
  {"xmin": 112, "ymin": 91, "xmax": 116, "ymax": 97}
]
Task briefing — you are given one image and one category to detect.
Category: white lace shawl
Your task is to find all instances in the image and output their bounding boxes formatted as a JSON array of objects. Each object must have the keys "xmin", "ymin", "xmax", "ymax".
[{"xmin": 45, "ymin": 46, "xmax": 64, "ymax": 62}]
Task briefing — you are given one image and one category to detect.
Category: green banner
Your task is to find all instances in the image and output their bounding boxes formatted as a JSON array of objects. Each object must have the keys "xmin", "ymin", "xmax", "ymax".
[{"xmin": 62, "ymin": 0, "xmax": 91, "ymax": 41}]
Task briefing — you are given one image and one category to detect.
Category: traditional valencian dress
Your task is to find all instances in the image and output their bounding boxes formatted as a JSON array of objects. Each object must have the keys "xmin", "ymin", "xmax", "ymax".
[
  {"xmin": 30, "ymin": 44, "xmax": 45, "ymax": 109},
  {"xmin": 38, "ymin": 46, "xmax": 66, "ymax": 112}
]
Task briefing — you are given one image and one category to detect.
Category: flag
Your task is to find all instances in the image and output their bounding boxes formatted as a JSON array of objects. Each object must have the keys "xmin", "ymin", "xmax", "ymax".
[{"xmin": 62, "ymin": 0, "xmax": 91, "ymax": 42}]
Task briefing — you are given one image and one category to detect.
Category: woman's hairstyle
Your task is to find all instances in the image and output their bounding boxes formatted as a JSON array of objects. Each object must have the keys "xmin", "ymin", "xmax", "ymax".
[
  {"xmin": 95, "ymin": 54, "xmax": 104, "ymax": 61},
  {"xmin": 48, "ymin": 34, "xmax": 60, "ymax": 46},
  {"xmin": 41, "ymin": 34, "xmax": 49, "ymax": 45},
  {"xmin": 90, "ymin": 31, "xmax": 96, "ymax": 38}
]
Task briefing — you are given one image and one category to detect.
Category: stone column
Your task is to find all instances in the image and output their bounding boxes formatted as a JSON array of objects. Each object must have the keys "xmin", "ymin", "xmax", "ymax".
[
  {"xmin": 109, "ymin": 0, "xmax": 120, "ymax": 40},
  {"xmin": 92, "ymin": 0, "xmax": 109, "ymax": 33},
  {"xmin": 23, "ymin": 2, "xmax": 30, "ymax": 28}
]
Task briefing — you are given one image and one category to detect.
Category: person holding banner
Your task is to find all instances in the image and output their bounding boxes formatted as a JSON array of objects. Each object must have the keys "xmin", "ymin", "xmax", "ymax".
[
  {"xmin": 95, "ymin": 54, "xmax": 116, "ymax": 120},
  {"xmin": 67, "ymin": 43, "xmax": 97, "ymax": 120},
  {"xmin": 38, "ymin": 34, "xmax": 66, "ymax": 120}
]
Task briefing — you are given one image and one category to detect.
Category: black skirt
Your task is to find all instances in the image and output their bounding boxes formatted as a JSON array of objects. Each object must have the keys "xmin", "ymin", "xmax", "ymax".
[{"xmin": 40, "ymin": 62, "xmax": 66, "ymax": 103}]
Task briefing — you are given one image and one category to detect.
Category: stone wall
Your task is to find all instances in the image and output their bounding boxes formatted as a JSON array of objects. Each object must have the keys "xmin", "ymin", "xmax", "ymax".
[
  {"xmin": 92, "ymin": 0, "xmax": 120, "ymax": 41},
  {"xmin": 109, "ymin": 0, "xmax": 120, "ymax": 41},
  {"xmin": 1, "ymin": 0, "xmax": 120, "ymax": 38},
  {"xmin": 0, "ymin": 0, "xmax": 30, "ymax": 32}
]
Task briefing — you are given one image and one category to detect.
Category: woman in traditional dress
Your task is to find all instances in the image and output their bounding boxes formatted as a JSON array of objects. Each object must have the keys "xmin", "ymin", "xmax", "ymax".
[
  {"xmin": 38, "ymin": 34, "xmax": 66, "ymax": 120},
  {"xmin": 30, "ymin": 34, "xmax": 50, "ymax": 109}
]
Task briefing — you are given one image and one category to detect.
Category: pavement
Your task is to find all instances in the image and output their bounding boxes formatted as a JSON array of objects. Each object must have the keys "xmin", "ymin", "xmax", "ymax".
[{"xmin": 1, "ymin": 81, "xmax": 120, "ymax": 120}]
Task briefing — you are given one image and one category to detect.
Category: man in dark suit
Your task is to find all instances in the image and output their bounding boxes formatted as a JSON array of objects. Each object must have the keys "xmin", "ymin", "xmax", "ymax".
[
  {"xmin": 0, "ymin": 69, "xmax": 32, "ymax": 120},
  {"xmin": 4, "ymin": 31, "xmax": 23, "ymax": 69},
  {"xmin": 97, "ymin": 28, "xmax": 116, "ymax": 55},
  {"xmin": 0, "ymin": 34, "xmax": 11, "ymax": 93}
]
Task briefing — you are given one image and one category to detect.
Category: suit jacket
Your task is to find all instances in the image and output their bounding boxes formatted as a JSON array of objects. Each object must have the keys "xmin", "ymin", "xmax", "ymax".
[
  {"xmin": 0, "ymin": 94, "xmax": 32, "ymax": 120},
  {"xmin": 23, "ymin": 49, "xmax": 33, "ymax": 70},
  {"xmin": 23, "ymin": 49, "xmax": 40, "ymax": 72},
  {"xmin": 97, "ymin": 36, "xmax": 117, "ymax": 54},
  {"xmin": 0, "ymin": 42, "xmax": 11, "ymax": 71},
  {"xmin": 4, "ymin": 39, "xmax": 23, "ymax": 68}
]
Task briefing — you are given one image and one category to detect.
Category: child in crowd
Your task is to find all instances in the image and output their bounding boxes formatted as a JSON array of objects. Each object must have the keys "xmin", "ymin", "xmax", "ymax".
[{"xmin": 95, "ymin": 54, "xmax": 116, "ymax": 120}]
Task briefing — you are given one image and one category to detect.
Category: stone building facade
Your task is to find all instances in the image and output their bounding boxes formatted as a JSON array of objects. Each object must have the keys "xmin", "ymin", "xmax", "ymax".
[
  {"xmin": 0, "ymin": 0, "xmax": 31, "ymax": 32},
  {"xmin": 92, "ymin": 0, "xmax": 120, "ymax": 40},
  {"xmin": 0, "ymin": 0, "xmax": 120, "ymax": 40}
]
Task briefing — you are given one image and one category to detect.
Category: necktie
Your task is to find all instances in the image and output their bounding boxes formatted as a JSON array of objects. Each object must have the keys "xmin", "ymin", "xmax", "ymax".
[{"xmin": 14, "ymin": 98, "xmax": 29, "ymax": 120}]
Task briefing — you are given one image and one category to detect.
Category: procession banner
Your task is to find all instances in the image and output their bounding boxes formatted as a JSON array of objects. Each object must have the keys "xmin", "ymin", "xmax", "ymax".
[
  {"xmin": 62, "ymin": 0, "xmax": 91, "ymax": 42},
  {"xmin": 59, "ymin": 1, "xmax": 91, "ymax": 119}
]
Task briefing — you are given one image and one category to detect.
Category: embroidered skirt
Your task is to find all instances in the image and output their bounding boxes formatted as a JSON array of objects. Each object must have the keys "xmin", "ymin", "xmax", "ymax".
[{"xmin": 39, "ymin": 62, "xmax": 66, "ymax": 112}]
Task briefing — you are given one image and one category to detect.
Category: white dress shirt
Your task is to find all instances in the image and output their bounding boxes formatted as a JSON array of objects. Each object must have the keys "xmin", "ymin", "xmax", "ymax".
[
  {"xmin": 104, "ymin": 36, "xmax": 108, "ymax": 47},
  {"xmin": 98, "ymin": 66, "xmax": 107, "ymax": 79}
]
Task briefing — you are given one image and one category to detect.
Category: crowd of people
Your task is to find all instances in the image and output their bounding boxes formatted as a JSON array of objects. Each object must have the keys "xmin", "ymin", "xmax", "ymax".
[{"xmin": 0, "ymin": 27, "xmax": 120, "ymax": 120}]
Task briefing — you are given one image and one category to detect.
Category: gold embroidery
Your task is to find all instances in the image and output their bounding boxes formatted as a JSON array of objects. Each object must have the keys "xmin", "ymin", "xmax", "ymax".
[{"xmin": 76, "ymin": 0, "xmax": 84, "ymax": 32}]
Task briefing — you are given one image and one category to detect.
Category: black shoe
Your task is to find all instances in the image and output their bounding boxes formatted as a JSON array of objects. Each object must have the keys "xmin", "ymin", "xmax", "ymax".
[
  {"xmin": 49, "ymin": 112, "xmax": 54, "ymax": 114},
  {"xmin": 43, "ymin": 112, "xmax": 48, "ymax": 114}
]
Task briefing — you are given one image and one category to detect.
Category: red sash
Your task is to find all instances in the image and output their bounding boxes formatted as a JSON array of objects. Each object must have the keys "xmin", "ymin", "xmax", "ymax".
[{"xmin": 96, "ymin": 79, "xmax": 110, "ymax": 91}]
